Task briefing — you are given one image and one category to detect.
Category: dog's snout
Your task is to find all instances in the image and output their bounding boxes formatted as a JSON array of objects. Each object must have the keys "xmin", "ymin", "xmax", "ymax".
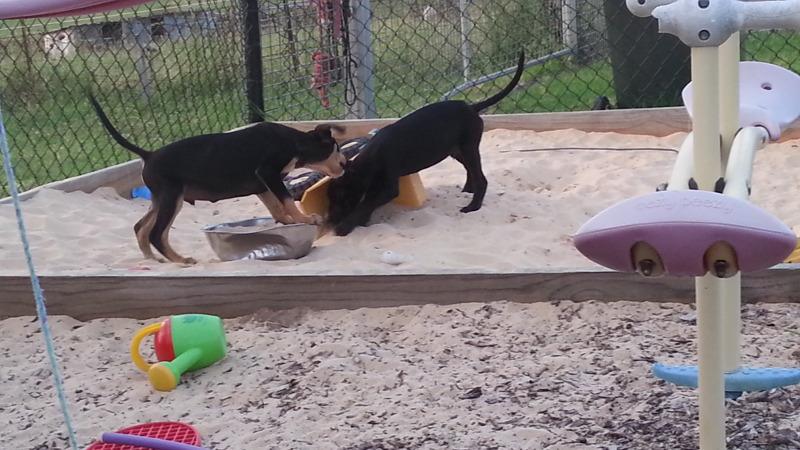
[
  {"xmin": 334, "ymin": 152, "xmax": 347, "ymax": 175},
  {"xmin": 305, "ymin": 150, "xmax": 347, "ymax": 179},
  {"xmin": 330, "ymin": 160, "xmax": 346, "ymax": 178}
]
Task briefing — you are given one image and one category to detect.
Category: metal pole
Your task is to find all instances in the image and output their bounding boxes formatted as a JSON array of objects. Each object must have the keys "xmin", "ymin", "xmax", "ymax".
[
  {"xmin": 127, "ymin": 20, "xmax": 153, "ymax": 102},
  {"xmin": 346, "ymin": 0, "xmax": 376, "ymax": 119},
  {"xmin": 242, "ymin": 0, "xmax": 264, "ymax": 123},
  {"xmin": 562, "ymin": 0, "xmax": 578, "ymax": 52},
  {"xmin": 459, "ymin": 0, "xmax": 472, "ymax": 82}
]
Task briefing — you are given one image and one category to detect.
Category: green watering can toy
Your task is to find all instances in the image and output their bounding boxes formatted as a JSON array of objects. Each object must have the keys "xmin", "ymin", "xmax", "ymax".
[{"xmin": 131, "ymin": 314, "xmax": 227, "ymax": 391}]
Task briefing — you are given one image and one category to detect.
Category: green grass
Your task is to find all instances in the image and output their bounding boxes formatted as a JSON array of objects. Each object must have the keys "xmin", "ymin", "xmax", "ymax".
[
  {"xmin": 0, "ymin": 2, "xmax": 596, "ymax": 197},
  {"xmin": 1, "ymin": 9, "xmax": 798, "ymax": 197},
  {"xmin": 742, "ymin": 30, "xmax": 800, "ymax": 73},
  {"xmin": 0, "ymin": 29, "xmax": 246, "ymax": 194}
]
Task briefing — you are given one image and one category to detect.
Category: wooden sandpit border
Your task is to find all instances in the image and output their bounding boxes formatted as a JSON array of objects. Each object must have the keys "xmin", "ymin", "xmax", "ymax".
[{"xmin": 3, "ymin": 107, "xmax": 800, "ymax": 321}]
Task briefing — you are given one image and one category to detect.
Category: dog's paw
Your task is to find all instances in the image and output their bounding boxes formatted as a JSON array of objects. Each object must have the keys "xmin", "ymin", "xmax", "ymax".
[
  {"xmin": 306, "ymin": 213, "xmax": 324, "ymax": 225},
  {"xmin": 293, "ymin": 213, "xmax": 322, "ymax": 225},
  {"xmin": 334, "ymin": 221, "xmax": 357, "ymax": 236},
  {"xmin": 170, "ymin": 256, "xmax": 197, "ymax": 265},
  {"xmin": 275, "ymin": 215, "xmax": 296, "ymax": 225}
]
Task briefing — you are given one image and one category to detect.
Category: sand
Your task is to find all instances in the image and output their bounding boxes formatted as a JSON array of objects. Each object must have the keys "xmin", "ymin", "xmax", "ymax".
[{"xmin": 2, "ymin": 129, "xmax": 800, "ymax": 449}]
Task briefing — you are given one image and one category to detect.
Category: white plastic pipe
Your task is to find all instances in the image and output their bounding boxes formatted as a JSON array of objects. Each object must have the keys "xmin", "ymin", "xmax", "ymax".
[
  {"xmin": 718, "ymin": 32, "xmax": 742, "ymax": 376},
  {"xmin": 626, "ymin": 0, "xmax": 676, "ymax": 18},
  {"xmin": 653, "ymin": 0, "xmax": 800, "ymax": 47},
  {"xmin": 723, "ymin": 126, "xmax": 767, "ymax": 200},
  {"xmin": 719, "ymin": 33, "xmax": 740, "ymax": 168},
  {"xmin": 719, "ymin": 124, "xmax": 768, "ymax": 376},
  {"xmin": 691, "ymin": 48, "xmax": 722, "ymax": 190},
  {"xmin": 666, "ymin": 132, "xmax": 695, "ymax": 190},
  {"xmin": 691, "ymin": 46, "xmax": 727, "ymax": 450}
]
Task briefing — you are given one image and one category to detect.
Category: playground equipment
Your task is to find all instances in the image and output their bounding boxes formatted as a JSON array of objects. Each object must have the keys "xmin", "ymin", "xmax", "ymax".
[
  {"xmin": 131, "ymin": 314, "xmax": 227, "ymax": 392},
  {"xmin": 575, "ymin": 0, "xmax": 800, "ymax": 448}
]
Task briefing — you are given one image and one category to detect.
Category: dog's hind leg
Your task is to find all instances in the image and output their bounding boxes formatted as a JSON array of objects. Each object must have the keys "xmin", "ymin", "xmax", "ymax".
[
  {"xmin": 453, "ymin": 144, "xmax": 487, "ymax": 213},
  {"xmin": 149, "ymin": 190, "xmax": 196, "ymax": 264},
  {"xmin": 134, "ymin": 206, "xmax": 160, "ymax": 261},
  {"xmin": 459, "ymin": 162, "xmax": 487, "ymax": 213},
  {"xmin": 452, "ymin": 153, "xmax": 476, "ymax": 194}
]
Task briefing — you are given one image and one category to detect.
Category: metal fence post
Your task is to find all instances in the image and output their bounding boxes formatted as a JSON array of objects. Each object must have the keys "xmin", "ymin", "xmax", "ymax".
[
  {"xmin": 459, "ymin": 0, "xmax": 473, "ymax": 82},
  {"xmin": 345, "ymin": 0, "xmax": 376, "ymax": 119},
  {"xmin": 125, "ymin": 19, "xmax": 153, "ymax": 101},
  {"xmin": 561, "ymin": 0, "xmax": 578, "ymax": 52},
  {"xmin": 242, "ymin": 0, "xmax": 265, "ymax": 123}
]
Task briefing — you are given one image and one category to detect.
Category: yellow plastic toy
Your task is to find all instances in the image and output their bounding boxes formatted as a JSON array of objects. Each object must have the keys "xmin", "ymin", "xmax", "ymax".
[
  {"xmin": 784, "ymin": 237, "xmax": 800, "ymax": 263},
  {"xmin": 300, "ymin": 172, "xmax": 427, "ymax": 217}
]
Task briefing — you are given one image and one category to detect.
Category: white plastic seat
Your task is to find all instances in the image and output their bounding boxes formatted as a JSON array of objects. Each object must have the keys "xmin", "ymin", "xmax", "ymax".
[{"xmin": 683, "ymin": 61, "xmax": 800, "ymax": 140}]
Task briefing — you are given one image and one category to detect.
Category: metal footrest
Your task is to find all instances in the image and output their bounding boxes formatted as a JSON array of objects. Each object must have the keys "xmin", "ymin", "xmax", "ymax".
[{"xmin": 653, "ymin": 363, "xmax": 800, "ymax": 398}]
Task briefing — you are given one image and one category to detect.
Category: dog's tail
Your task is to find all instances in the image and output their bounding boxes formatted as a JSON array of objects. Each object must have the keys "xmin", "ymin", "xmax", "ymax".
[
  {"xmin": 470, "ymin": 51, "xmax": 525, "ymax": 113},
  {"xmin": 88, "ymin": 94, "xmax": 151, "ymax": 160}
]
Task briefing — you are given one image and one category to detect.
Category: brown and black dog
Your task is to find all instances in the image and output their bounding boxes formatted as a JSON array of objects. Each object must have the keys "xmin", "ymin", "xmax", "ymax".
[
  {"xmin": 89, "ymin": 96, "xmax": 346, "ymax": 264},
  {"xmin": 325, "ymin": 51, "xmax": 525, "ymax": 236}
]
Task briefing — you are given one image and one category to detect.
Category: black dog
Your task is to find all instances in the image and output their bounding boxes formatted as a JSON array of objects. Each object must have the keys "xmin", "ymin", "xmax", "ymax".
[
  {"xmin": 326, "ymin": 51, "xmax": 525, "ymax": 236},
  {"xmin": 89, "ymin": 96, "xmax": 346, "ymax": 264}
]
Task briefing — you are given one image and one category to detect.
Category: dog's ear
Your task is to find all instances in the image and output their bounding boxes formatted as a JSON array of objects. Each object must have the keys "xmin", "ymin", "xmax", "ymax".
[{"xmin": 311, "ymin": 124, "xmax": 346, "ymax": 138}]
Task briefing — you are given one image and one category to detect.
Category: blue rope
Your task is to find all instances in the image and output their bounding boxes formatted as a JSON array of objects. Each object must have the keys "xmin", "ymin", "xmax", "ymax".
[{"xmin": 0, "ymin": 106, "xmax": 79, "ymax": 449}]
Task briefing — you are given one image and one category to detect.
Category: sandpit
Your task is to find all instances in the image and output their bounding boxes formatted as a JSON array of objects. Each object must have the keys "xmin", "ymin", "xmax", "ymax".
[{"xmin": 2, "ymin": 129, "xmax": 800, "ymax": 449}]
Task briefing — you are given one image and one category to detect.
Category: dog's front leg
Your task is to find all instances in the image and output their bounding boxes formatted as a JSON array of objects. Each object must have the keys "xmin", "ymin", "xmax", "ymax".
[
  {"xmin": 256, "ymin": 191, "xmax": 293, "ymax": 224},
  {"xmin": 283, "ymin": 197, "xmax": 323, "ymax": 225},
  {"xmin": 255, "ymin": 167, "xmax": 321, "ymax": 225},
  {"xmin": 335, "ymin": 177, "xmax": 399, "ymax": 236}
]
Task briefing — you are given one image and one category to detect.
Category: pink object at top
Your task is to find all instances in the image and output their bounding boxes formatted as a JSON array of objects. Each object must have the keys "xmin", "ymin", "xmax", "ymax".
[
  {"xmin": 574, "ymin": 190, "xmax": 796, "ymax": 277},
  {"xmin": 0, "ymin": 0, "xmax": 153, "ymax": 20}
]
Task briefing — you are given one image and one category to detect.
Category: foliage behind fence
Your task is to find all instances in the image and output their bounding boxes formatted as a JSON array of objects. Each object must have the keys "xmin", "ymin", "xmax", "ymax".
[{"xmin": 0, "ymin": 0, "xmax": 799, "ymax": 197}]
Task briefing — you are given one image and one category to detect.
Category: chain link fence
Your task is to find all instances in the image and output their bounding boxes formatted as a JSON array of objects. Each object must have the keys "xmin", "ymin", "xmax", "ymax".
[{"xmin": 1, "ymin": 0, "xmax": 799, "ymax": 197}]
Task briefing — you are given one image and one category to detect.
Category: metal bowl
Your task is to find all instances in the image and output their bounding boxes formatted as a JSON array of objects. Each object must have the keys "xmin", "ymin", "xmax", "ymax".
[{"xmin": 202, "ymin": 217, "xmax": 317, "ymax": 261}]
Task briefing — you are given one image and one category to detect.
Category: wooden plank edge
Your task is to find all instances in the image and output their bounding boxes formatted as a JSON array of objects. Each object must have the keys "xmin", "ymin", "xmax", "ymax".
[
  {"xmin": 1, "ymin": 159, "xmax": 143, "ymax": 205},
  {"xmin": 279, "ymin": 108, "xmax": 694, "ymax": 140},
  {"xmin": 281, "ymin": 108, "xmax": 800, "ymax": 141},
  {"xmin": 2, "ymin": 265, "xmax": 799, "ymax": 321}
]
